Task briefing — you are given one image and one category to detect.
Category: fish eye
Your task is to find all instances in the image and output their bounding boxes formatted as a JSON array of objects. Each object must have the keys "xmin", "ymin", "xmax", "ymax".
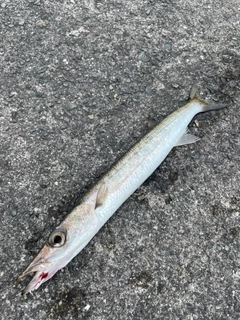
[{"xmin": 48, "ymin": 228, "xmax": 67, "ymax": 248}]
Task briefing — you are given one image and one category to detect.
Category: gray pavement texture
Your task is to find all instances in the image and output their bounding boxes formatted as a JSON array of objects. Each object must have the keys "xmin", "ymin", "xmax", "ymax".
[{"xmin": 0, "ymin": 0, "xmax": 239, "ymax": 319}]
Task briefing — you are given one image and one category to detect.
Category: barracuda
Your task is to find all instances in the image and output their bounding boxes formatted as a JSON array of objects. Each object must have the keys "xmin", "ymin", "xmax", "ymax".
[{"xmin": 18, "ymin": 86, "xmax": 226, "ymax": 294}]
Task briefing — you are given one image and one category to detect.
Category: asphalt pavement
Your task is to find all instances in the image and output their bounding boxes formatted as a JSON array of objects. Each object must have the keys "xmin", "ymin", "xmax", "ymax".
[{"xmin": 0, "ymin": 1, "xmax": 239, "ymax": 319}]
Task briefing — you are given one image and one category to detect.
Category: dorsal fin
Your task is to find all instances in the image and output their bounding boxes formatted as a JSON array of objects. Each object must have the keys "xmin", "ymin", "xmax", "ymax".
[{"xmin": 189, "ymin": 82, "xmax": 199, "ymax": 100}]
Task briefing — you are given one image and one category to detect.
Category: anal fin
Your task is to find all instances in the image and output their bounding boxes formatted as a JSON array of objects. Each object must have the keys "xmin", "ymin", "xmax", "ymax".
[{"xmin": 175, "ymin": 130, "xmax": 200, "ymax": 147}]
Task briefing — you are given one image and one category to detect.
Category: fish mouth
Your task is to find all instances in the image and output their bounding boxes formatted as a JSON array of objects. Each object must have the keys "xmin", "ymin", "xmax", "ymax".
[
  {"xmin": 21, "ymin": 270, "xmax": 51, "ymax": 295},
  {"xmin": 19, "ymin": 258, "xmax": 71, "ymax": 295},
  {"xmin": 18, "ymin": 259, "xmax": 48, "ymax": 279},
  {"xmin": 18, "ymin": 259, "xmax": 55, "ymax": 295},
  {"xmin": 18, "ymin": 245, "xmax": 73, "ymax": 295}
]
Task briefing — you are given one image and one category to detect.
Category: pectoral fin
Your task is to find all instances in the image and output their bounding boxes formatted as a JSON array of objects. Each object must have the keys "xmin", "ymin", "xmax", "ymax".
[
  {"xmin": 95, "ymin": 183, "xmax": 108, "ymax": 208},
  {"xmin": 175, "ymin": 130, "xmax": 200, "ymax": 146}
]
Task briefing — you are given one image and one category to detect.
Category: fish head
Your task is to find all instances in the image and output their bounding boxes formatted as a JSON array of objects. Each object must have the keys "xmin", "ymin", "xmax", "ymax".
[
  {"xmin": 18, "ymin": 227, "xmax": 70, "ymax": 294},
  {"xmin": 18, "ymin": 203, "xmax": 99, "ymax": 294}
]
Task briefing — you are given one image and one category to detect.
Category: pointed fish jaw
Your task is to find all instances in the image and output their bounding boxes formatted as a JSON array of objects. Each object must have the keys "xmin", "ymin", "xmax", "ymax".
[
  {"xmin": 18, "ymin": 259, "xmax": 51, "ymax": 281},
  {"xmin": 18, "ymin": 260, "xmax": 54, "ymax": 295},
  {"xmin": 18, "ymin": 244, "xmax": 58, "ymax": 294},
  {"xmin": 21, "ymin": 270, "xmax": 49, "ymax": 295},
  {"xmin": 18, "ymin": 244, "xmax": 53, "ymax": 281},
  {"xmin": 18, "ymin": 241, "xmax": 78, "ymax": 294}
]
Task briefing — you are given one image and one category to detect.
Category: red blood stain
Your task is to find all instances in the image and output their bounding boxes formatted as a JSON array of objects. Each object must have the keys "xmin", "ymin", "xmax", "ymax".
[{"xmin": 40, "ymin": 272, "xmax": 48, "ymax": 280}]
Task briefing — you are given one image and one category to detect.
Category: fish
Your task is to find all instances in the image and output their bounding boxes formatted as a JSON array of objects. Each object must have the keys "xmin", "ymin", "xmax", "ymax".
[{"xmin": 18, "ymin": 85, "xmax": 226, "ymax": 294}]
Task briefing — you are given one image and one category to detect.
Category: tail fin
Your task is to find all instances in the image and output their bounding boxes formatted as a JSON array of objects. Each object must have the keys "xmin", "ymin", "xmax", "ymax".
[
  {"xmin": 189, "ymin": 82, "xmax": 228, "ymax": 112},
  {"xmin": 201, "ymin": 103, "xmax": 227, "ymax": 112}
]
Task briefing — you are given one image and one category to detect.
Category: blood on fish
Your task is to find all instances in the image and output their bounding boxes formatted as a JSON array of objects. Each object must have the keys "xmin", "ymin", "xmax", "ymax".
[{"xmin": 40, "ymin": 272, "xmax": 48, "ymax": 280}]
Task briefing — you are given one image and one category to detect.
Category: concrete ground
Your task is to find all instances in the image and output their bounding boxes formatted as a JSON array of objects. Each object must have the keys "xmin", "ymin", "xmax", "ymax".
[{"xmin": 0, "ymin": 0, "xmax": 239, "ymax": 319}]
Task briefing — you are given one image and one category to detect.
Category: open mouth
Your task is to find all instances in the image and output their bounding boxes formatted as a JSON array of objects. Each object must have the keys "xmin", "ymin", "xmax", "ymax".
[
  {"xmin": 18, "ymin": 258, "xmax": 54, "ymax": 295},
  {"xmin": 18, "ymin": 238, "xmax": 89, "ymax": 294},
  {"xmin": 18, "ymin": 257, "xmax": 69, "ymax": 294},
  {"xmin": 22, "ymin": 270, "xmax": 55, "ymax": 295}
]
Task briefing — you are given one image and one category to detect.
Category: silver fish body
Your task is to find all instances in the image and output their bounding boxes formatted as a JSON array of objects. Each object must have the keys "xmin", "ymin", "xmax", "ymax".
[{"xmin": 18, "ymin": 90, "xmax": 226, "ymax": 294}]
